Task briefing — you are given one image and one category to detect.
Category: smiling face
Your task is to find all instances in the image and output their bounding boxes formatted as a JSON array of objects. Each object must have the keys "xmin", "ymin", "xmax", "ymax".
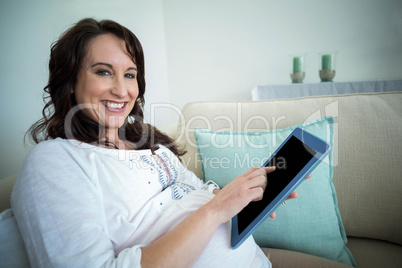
[{"xmin": 74, "ymin": 33, "xmax": 139, "ymax": 137}]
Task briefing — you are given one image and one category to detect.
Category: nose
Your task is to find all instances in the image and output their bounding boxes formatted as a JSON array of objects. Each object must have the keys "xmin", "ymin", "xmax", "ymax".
[{"xmin": 110, "ymin": 76, "xmax": 128, "ymax": 98}]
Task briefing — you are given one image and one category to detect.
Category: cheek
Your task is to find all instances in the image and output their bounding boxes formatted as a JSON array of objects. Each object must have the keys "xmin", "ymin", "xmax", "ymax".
[
  {"xmin": 76, "ymin": 80, "xmax": 106, "ymax": 103},
  {"xmin": 129, "ymin": 84, "xmax": 140, "ymax": 100},
  {"xmin": 74, "ymin": 88, "xmax": 86, "ymax": 106}
]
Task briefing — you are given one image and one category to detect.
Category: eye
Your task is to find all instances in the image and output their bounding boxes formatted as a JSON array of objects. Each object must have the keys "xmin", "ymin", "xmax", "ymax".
[
  {"xmin": 125, "ymin": 73, "xmax": 136, "ymax": 79},
  {"xmin": 96, "ymin": 70, "xmax": 111, "ymax": 76}
]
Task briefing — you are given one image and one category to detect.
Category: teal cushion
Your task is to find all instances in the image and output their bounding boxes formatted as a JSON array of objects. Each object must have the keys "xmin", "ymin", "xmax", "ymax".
[{"xmin": 194, "ymin": 117, "xmax": 356, "ymax": 267}]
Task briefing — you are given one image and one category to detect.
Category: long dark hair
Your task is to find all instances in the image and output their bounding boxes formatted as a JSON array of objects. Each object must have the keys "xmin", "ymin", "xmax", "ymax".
[{"xmin": 27, "ymin": 18, "xmax": 184, "ymax": 157}]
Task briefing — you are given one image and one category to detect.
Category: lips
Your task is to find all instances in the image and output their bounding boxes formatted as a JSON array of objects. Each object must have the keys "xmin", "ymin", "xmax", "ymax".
[{"xmin": 101, "ymin": 100, "xmax": 127, "ymax": 112}]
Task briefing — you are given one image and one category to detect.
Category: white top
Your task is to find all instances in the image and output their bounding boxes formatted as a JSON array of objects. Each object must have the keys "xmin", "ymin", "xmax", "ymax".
[{"xmin": 11, "ymin": 138, "xmax": 271, "ymax": 268}]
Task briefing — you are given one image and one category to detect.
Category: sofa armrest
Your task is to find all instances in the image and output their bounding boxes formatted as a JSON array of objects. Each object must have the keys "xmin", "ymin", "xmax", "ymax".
[{"xmin": 0, "ymin": 175, "xmax": 17, "ymax": 213}]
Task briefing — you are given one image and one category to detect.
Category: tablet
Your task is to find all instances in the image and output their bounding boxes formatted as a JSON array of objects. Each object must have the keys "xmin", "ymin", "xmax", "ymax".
[{"xmin": 230, "ymin": 127, "xmax": 332, "ymax": 249}]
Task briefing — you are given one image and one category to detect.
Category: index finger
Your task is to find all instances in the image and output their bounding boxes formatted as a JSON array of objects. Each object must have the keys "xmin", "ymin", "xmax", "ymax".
[
  {"xmin": 250, "ymin": 166, "xmax": 276, "ymax": 178},
  {"xmin": 264, "ymin": 166, "xmax": 276, "ymax": 173}
]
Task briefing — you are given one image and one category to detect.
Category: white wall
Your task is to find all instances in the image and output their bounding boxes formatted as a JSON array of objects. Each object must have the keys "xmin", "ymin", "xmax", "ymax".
[
  {"xmin": 163, "ymin": 0, "xmax": 402, "ymax": 109},
  {"xmin": 0, "ymin": 0, "xmax": 170, "ymax": 178}
]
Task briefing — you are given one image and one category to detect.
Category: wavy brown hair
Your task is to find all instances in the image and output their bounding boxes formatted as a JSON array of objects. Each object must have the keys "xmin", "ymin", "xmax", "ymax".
[{"xmin": 27, "ymin": 18, "xmax": 184, "ymax": 157}]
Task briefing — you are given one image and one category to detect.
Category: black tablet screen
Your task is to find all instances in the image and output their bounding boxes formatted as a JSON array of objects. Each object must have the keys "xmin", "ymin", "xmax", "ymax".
[{"xmin": 237, "ymin": 135, "xmax": 316, "ymax": 234}]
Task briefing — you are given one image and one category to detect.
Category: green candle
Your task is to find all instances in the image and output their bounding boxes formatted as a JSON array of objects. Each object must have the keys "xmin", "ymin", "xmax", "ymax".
[
  {"xmin": 293, "ymin": 57, "xmax": 303, "ymax": 73},
  {"xmin": 321, "ymin": 54, "xmax": 332, "ymax": 70}
]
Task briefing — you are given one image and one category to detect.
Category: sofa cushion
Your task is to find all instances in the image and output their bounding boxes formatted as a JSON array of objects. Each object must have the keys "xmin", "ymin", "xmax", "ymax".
[
  {"xmin": 175, "ymin": 92, "xmax": 402, "ymax": 246},
  {"xmin": 194, "ymin": 117, "xmax": 356, "ymax": 266},
  {"xmin": 261, "ymin": 247, "xmax": 352, "ymax": 268},
  {"xmin": 0, "ymin": 209, "xmax": 30, "ymax": 267},
  {"xmin": 347, "ymin": 237, "xmax": 402, "ymax": 268},
  {"xmin": 0, "ymin": 175, "xmax": 17, "ymax": 213}
]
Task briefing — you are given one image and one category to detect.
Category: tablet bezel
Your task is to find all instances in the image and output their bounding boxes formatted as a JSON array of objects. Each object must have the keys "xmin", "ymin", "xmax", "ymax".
[{"xmin": 230, "ymin": 127, "xmax": 332, "ymax": 249}]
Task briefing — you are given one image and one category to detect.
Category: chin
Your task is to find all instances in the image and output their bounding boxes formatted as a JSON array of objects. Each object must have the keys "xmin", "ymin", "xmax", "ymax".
[
  {"xmin": 104, "ymin": 117, "xmax": 127, "ymax": 129},
  {"xmin": 105, "ymin": 123, "xmax": 126, "ymax": 130}
]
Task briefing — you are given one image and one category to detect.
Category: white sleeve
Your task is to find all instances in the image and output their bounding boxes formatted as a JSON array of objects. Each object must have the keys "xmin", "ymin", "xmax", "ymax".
[
  {"xmin": 180, "ymin": 167, "xmax": 220, "ymax": 194},
  {"xmin": 11, "ymin": 141, "xmax": 142, "ymax": 267}
]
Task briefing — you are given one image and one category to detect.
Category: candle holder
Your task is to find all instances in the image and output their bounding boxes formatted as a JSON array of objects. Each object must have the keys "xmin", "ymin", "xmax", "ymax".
[
  {"xmin": 289, "ymin": 54, "xmax": 306, "ymax": 83},
  {"xmin": 319, "ymin": 52, "xmax": 338, "ymax": 82}
]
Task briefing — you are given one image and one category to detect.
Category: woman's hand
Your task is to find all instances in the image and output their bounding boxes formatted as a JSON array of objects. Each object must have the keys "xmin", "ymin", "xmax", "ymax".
[
  {"xmin": 207, "ymin": 166, "xmax": 276, "ymax": 225},
  {"xmin": 211, "ymin": 170, "xmax": 312, "ymax": 220}
]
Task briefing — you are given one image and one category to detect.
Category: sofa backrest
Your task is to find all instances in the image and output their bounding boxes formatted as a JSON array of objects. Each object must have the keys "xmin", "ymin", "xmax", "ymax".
[{"xmin": 171, "ymin": 92, "xmax": 402, "ymax": 245}]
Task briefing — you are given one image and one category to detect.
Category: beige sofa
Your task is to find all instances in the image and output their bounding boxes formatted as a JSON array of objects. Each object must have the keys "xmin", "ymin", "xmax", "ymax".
[
  {"xmin": 1, "ymin": 91, "xmax": 401, "ymax": 267},
  {"xmin": 159, "ymin": 91, "xmax": 402, "ymax": 267}
]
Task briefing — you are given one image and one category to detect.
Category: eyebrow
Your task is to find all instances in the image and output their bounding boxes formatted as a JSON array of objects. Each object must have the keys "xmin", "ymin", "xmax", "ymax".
[{"xmin": 91, "ymin": 62, "xmax": 137, "ymax": 71}]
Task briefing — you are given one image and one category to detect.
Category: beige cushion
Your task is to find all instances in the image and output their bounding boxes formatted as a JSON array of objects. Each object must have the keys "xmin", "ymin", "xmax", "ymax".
[
  {"xmin": 0, "ymin": 175, "xmax": 17, "ymax": 213},
  {"xmin": 261, "ymin": 247, "xmax": 352, "ymax": 268},
  {"xmin": 173, "ymin": 92, "xmax": 402, "ymax": 245},
  {"xmin": 347, "ymin": 237, "xmax": 402, "ymax": 268}
]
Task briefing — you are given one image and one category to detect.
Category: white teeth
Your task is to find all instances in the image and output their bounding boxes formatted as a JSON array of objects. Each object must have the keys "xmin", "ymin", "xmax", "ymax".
[{"xmin": 103, "ymin": 101, "xmax": 124, "ymax": 109}]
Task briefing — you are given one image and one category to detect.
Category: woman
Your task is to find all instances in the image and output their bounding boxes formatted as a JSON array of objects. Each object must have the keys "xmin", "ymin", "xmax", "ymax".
[{"xmin": 11, "ymin": 18, "xmax": 298, "ymax": 267}]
